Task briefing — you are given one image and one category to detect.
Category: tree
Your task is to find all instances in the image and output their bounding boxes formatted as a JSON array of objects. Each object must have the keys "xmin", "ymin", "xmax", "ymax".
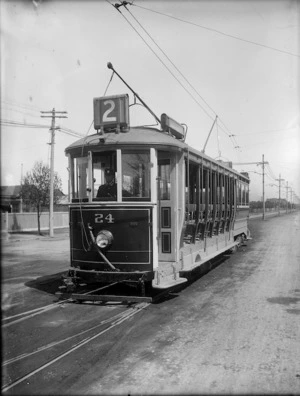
[{"xmin": 20, "ymin": 161, "xmax": 62, "ymax": 235}]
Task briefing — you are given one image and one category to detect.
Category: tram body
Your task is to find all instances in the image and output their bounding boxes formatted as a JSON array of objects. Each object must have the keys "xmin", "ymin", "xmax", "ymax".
[{"xmin": 65, "ymin": 94, "xmax": 250, "ymax": 291}]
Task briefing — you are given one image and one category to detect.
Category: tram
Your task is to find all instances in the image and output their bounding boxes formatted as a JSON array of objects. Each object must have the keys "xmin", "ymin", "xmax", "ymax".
[{"xmin": 63, "ymin": 66, "xmax": 250, "ymax": 296}]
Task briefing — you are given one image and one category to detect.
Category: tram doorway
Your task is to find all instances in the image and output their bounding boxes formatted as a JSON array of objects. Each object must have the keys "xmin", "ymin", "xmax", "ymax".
[{"xmin": 157, "ymin": 151, "xmax": 184, "ymax": 263}]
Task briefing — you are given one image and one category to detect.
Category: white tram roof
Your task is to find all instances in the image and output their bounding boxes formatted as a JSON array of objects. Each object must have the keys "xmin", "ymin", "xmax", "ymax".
[{"xmin": 65, "ymin": 126, "xmax": 249, "ymax": 182}]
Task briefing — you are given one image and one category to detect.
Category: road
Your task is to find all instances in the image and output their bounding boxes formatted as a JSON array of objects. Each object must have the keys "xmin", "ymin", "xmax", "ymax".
[{"xmin": 2, "ymin": 212, "xmax": 300, "ymax": 394}]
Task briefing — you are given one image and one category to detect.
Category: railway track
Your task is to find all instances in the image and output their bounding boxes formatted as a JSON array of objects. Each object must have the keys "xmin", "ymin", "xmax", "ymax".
[
  {"xmin": 2, "ymin": 301, "xmax": 149, "ymax": 393},
  {"xmin": 1, "ymin": 283, "xmax": 121, "ymax": 327}
]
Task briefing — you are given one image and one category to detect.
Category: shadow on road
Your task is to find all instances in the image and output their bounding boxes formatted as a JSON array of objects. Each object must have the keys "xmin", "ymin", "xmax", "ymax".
[{"xmin": 25, "ymin": 271, "xmax": 66, "ymax": 295}]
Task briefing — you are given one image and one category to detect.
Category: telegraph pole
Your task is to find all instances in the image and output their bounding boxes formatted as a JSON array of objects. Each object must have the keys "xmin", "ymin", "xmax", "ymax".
[
  {"xmin": 286, "ymin": 181, "xmax": 289, "ymax": 213},
  {"xmin": 20, "ymin": 163, "xmax": 23, "ymax": 213},
  {"xmin": 262, "ymin": 154, "xmax": 265, "ymax": 220},
  {"xmin": 233, "ymin": 154, "xmax": 269, "ymax": 220},
  {"xmin": 41, "ymin": 108, "xmax": 68, "ymax": 237},
  {"xmin": 275, "ymin": 174, "xmax": 285, "ymax": 215}
]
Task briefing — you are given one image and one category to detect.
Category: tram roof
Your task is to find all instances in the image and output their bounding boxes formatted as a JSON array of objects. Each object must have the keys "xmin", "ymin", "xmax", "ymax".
[{"xmin": 65, "ymin": 126, "xmax": 249, "ymax": 181}]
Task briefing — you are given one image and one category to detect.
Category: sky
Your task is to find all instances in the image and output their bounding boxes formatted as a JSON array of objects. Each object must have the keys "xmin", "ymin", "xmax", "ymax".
[{"xmin": 1, "ymin": 0, "xmax": 299, "ymax": 202}]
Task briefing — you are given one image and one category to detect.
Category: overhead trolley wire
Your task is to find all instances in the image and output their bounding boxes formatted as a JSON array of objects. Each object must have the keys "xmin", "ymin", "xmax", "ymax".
[
  {"xmin": 125, "ymin": 5, "xmax": 217, "ymax": 120},
  {"xmin": 265, "ymin": 163, "xmax": 277, "ymax": 181},
  {"xmin": 112, "ymin": 4, "xmax": 215, "ymax": 123},
  {"xmin": 127, "ymin": 3, "xmax": 242, "ymax": 148},
  {"xmin": 133, "ymin": 3, "xmax": 300, "ymax": 59},
  {"xmin": 109, "ymin": 1, "xmax": 241, "ymax": 151}
]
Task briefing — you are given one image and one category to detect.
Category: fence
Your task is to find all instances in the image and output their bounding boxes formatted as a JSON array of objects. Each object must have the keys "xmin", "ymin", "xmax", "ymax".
[{"xmin": 1, "ymin": 212, "xmax": 69, "ymax": 233}]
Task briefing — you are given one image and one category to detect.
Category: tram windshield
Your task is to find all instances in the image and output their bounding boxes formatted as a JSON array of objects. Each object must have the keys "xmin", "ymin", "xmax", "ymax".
[
  {"xmin": 122, "ymin": 150, "xmax": 150, "ymax": 200},
  {"xmin": 70, "ymin": 149, "xmax": 151, "ymax": 202}
]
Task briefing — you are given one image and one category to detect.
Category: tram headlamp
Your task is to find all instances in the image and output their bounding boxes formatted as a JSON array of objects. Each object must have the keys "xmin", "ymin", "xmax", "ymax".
[{"xmin": 96, "ymin": 230, "xmax": 113, "ymax": 249}]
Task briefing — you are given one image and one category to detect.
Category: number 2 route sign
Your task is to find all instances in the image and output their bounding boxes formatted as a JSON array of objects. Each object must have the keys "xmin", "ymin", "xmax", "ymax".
[{"xmin": 93, "ymin": 94, "xmax": 129, "ymax": 131}]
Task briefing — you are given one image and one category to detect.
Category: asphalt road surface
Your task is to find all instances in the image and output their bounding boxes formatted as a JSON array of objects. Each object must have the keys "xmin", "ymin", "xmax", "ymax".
[{"xmin": 2, "ymin": 212, "xmax": 300, "ymax": 394}]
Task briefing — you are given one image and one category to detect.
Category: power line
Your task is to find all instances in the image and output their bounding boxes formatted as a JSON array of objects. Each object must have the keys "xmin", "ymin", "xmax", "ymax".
[
  {"xmin": 110, "ymin": 1, "xmax": 240, "ymax": 151},
  {"xmin": 125, "ymin": 4, "xmax": 216, "ymax": 118},
  {"xmin": 126, "ymin": 3, "xmax": 240, "ymax": 147},
  {"xmin": 1, "ymin": 118, "xmax": 84, "ymax": 137},
  {"xmin": 133, "ymin": 3, "xmax": 300, "ymax": 58},
  {"xmin": 112, "ymin": 4, "xmax": 215, "ymax": 122},
  {"xmin": 2, "ymin": 105, "xmax": 41, "ymax": 119},
  {"xmin": 1, "ymin": 99, "xmax": 41, "ymax": 113},
  {"xmin": 1, "ymin": 119, "xmax": 50, "ymax": 128}
]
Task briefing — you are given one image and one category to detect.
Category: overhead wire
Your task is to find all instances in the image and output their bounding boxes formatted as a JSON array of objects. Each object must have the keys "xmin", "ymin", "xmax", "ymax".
[
  {"xmin": 110, "ymin": 1, "xmax": 240, "ymax": 151},
  {"xmin": 108, "ymin": 2, "xmax": 296, "ymax": 191},
  {"xmin": 113, "ymin": 4, "xmax": 216, "ymax": 123},
  {"xmin": 266, "ymin": 163, "xmax": 277, "ymax": 180},
  {"xmin": 2, "ymin": 105, "xmax": 41, "ymax": 119},
  {"xmin": 125, "ymin": 4, "xmax": 217, "ymax": 119},
  {"xmin": 1, "ymin": 99, "xmax": 41, "ymax": 113},
  {"xmin": 1, "ymin": 119, "xmax": 84, "ymax": 139},
  {"xmin": 126, "ymin": 3, "xmax": 242, "ymax": 148},
  {"xmin": 133, "ymin": 3, "xmax": 300, "ymax": 58},
  {"xmin": 1, "ymin": 119, "xmax": 50, "ymax": 129}
]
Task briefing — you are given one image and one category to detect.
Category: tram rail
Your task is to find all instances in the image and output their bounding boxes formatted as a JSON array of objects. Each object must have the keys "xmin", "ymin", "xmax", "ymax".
[
  {"xmin": 2, "ymin": 302, "xmax": 149, "ymax": 393},
  {"xmin": 2, "ymin": 283, "xmax": 120, "ymax": 328}
]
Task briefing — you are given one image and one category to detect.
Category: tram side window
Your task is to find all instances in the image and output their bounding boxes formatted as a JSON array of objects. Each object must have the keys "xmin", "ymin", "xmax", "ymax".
[
  {"xmin": 245, "ymin": 184, "xmax": 249, "ymax": 205},
  {"xmin": 122, "ymin": 151, "xmax": 150, "ymax": 200},
  {"xmin": 75, "ymin": 157, "xmax": 88, "ymax": 200},
  {"xmin": 238, "ymin": 181, "xmax": 242, "ymax": 205},
  {"xmin": 158, "ymin": 159, "xmax": 171, "ymax": 200},
  {"xmin": 242, "ymin": 183, "xmax": 246, "ymax": 205},
  {"xmin": 185, "ymin": 162, "xmax": 198, "ymax": 220},
  {"xmin": 200, "ymin": 168, "xmax": 210, "ymax": 211}
]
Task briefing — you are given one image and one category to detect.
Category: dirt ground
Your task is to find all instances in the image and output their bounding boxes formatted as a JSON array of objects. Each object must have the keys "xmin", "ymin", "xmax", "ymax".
[{"xmin": 2, "ymin": 213, "xmax": 300, "ymax": 395}]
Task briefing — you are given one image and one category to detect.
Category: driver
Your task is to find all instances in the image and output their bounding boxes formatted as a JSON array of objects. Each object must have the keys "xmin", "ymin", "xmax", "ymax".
[{"xmin": 96, "ymin": 168, "xmax": 117, "ymax": 199}]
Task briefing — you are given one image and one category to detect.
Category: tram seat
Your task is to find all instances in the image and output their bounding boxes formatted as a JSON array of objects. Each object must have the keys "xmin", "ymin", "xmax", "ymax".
[
  {"xmin": 184, "ymin": 223, "xmax": 196, "ymax": 244},
  {"xmin": 219, "ymin": 218, "xmax": 225, "ymax": 233}
]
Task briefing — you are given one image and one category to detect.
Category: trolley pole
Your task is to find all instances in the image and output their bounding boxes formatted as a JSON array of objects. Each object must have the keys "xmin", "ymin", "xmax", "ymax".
[
  {"xmin": 41, "ymin": 108, "xmax": 68, "ymax": 237},
  {"xmin": 275, "ymin": 174, "xmax": 285, "ymax": 215}
]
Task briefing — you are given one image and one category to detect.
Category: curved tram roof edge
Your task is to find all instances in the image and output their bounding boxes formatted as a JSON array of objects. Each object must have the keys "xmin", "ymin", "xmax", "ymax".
[{"xmin": 65, "ymin": 126, "xmax": 250, "ymax": 181}]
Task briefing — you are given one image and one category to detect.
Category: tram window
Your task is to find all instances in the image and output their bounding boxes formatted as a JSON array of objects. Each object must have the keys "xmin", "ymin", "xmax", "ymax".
[
  {"xmin": 122, "ymin": 151, "xmax": 150, "ymax": 200},
  {"xmin": 245, "ymin": 184, "xmax": 249, "ymax": 204},
  {"xmin": 158, "ymin": 159, "xmax": 171, "ymax": 200},
  {"xmin": 186, "ymin": 163, "xmax": 197, "ymax": 205},
  {"xmin": 242, "ymin": 183, "xmax": 246, "ymax": 205},
  {"xmin": 200, "ymin": 168, "xmax": 210, "ymax": 208},
  {"xmin": 75, "ymin": 157, "xmax": 88, "ymax": 200},
  {"xmin": 92, "ymin": 151, "xmax": 116, "ymax": 200},
  {"xmin": 238, "ymin": 181, "xmax": 242, "ymax": 205}
]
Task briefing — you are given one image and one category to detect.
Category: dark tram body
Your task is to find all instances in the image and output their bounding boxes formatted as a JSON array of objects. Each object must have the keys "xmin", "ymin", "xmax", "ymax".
[{"xmin": 65, "ymin": 94, "xmax": 250, "ymax": 292}]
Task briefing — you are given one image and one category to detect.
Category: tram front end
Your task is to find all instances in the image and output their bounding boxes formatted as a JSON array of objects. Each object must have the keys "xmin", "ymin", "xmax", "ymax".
[{"xmin": 68, "ymin": 204, "xmax": 154, "ymax": 289}]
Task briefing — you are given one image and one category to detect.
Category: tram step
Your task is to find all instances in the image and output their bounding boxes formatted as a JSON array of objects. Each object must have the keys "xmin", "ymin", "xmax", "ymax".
[{"xmin": 152, "ymin": 276, "xmax": 187, "ymax": 290}]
